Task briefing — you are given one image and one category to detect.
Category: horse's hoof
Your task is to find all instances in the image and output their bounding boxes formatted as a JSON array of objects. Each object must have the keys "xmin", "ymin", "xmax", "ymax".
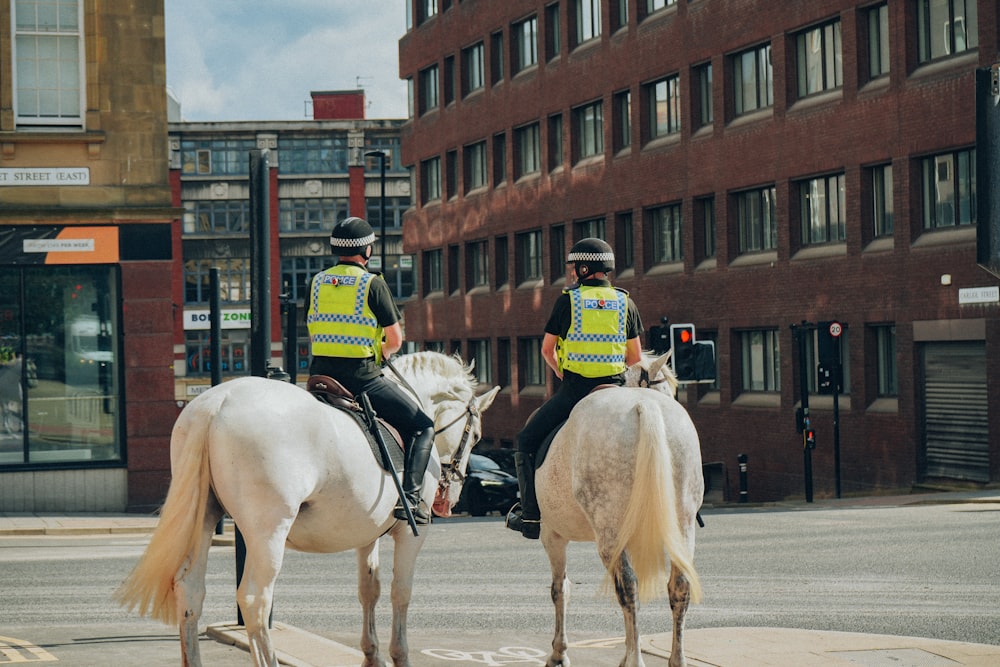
[{"xmin": 546, "ymin": 657, "xmax": 570, "ymax": 667}]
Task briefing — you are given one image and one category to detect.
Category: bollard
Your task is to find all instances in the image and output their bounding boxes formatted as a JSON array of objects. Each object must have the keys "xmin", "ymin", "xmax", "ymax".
[{"xmin": 737, "ymin": 453, "xmax": 748, "ymax": 503}]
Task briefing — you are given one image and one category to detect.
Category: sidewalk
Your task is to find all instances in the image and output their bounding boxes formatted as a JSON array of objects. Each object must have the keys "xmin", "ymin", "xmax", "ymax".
[{"xmin": 4, "ymin": 489, "xmax": 1000, "ymax": 666}]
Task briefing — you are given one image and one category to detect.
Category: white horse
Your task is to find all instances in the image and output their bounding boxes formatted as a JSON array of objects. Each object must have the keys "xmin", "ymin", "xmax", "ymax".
[
  {"xmin": 116, "ymin": 351, "xmax": 499, "ymax": 667},
  {"xmin": 533, "ymin": 353, "xmax": 703, "ymax": 667}
]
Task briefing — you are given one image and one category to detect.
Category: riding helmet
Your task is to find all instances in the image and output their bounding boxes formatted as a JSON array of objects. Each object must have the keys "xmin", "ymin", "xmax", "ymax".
[
  {"xmin": 330, "ymin": 217, "xmax": 376, "ymax": 255},
  {"xmin": 567, "ymin": 237, "xmax": 615, "ymax": 276}
]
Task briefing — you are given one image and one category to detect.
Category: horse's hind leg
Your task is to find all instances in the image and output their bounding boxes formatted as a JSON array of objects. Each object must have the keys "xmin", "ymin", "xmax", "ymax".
[
  {"xmin": 175, "ymin": 501, "xmax": 223, "ymax": 667},
  {"xmin": 609, "ymin": 550, "xmax": 644, "ymax": 667},
  {"xmin": 237, "ymin": 519, "xmax": 292, "ymax": 667},
  {"xmin": 355, "ymin": 540, "xmax": 386, "ymax": 667},
  {"xmin": 542, "ymin": 531, "xmax": 571, "ymax": 667},
  {"xmin": 667, "ymin": 566, "xmax": 691, "ymax": 667}
]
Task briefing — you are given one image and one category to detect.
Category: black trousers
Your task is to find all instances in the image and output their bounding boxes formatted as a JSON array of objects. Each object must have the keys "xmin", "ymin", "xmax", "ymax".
[{"xmin": 516, "ymin": 372, "xmax": 624, "ymax": 455}]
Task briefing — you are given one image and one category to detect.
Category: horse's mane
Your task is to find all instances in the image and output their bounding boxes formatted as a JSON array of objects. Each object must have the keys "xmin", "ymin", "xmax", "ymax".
[{"xmin": 389, "ymin": 351, "xmax": 478, "ymax": 402}]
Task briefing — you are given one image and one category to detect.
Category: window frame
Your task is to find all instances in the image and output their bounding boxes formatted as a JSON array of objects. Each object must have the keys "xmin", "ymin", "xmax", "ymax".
[
  {"xmin": 514, "ymin": 122, "xmax": 541, "ymax": 179},
  {"xmin": 512, "ymin": 15, "xmax": 539, "ymax": 74},
  {"xmin": 646, "ymin": 74, "xmax": 681, "ymax": 140},
  {"xmin": 740, "ymin": 329, "xmax": 781, "ymax": 393},
  {"xmin": 799, "ymin": 173, "xmax": 846, "ymax": 246},
  {"xmin": 735, "ymin": 185, "xmax": 777, "ymax": 253},
  {"xmin": 573, "ymin": 100, "xmax": 604, "ymax": 161},
  {"xmin": 921, "ymin": 148, "xmax": 976, "ymax": 230},
  {"xmin": 917, "ymin": 0, "xmax": 978, "ymax": 63},
  {"xmin": 462, "ymin": 41, "xmax": 485, "ymax": 96},
  {"xmin": 732, "ymin": 43, "xmax": 773, "ymax": 116},
  {"xmin": 796, "ymin": 20, "xmax": 843, "ymax": 98},
  {"xmin": 648, "ymin": 203, "xmax": 683, "ymax": 264}
]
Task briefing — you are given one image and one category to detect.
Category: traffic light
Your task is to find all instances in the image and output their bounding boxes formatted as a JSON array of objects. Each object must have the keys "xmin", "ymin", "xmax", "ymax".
[{"xmin": 670, "ymin": 324, "xmax": 697, "ymax": 381}]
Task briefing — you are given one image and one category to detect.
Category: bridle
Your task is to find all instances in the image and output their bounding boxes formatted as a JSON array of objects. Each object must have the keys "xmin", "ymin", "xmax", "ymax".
[
  {"xmin": 435, "ymin": 396, "xmax": 481, "ymax": 489},
  {"xmin": 638, "ymin": 367, "xmax": 670, "ymax": 388}
]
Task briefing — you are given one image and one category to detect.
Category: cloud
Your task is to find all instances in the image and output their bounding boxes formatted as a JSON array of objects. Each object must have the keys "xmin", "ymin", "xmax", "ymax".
[{"xmin": 166, "ymin": 1, "xmax": 408, "ymax": 121}]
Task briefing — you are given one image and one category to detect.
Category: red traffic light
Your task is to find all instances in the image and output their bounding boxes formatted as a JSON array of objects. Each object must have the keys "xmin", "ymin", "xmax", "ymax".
[{"xmin": 679, "ymin": 329, "xmax": 692, "ymax": 344}]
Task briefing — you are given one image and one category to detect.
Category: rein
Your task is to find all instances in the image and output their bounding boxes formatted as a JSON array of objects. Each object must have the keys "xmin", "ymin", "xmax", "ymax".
[{"xmin": 435, "ymin": 397, "xmax": 481, "ymax": 502}]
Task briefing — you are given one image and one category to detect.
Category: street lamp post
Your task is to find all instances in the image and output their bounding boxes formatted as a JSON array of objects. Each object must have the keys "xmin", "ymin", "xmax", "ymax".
[{"xmin": 364, "ymin": 150, "xmax": 387, "ymax": 275}]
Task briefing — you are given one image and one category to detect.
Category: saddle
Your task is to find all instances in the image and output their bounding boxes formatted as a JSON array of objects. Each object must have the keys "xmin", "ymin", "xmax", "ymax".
[{"xmin": 306, "ymin": 375, "xmax": 406, "ymax": 474}]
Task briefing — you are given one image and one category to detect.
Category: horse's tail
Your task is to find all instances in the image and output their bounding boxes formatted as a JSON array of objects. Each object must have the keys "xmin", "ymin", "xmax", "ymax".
[
  {"xmin": 114, "ymin": 393, "xmax": 220, "ymax": 625},
  {"xmin": 610, "ymin": 397, "xmax": 702, "ymax": 604}
]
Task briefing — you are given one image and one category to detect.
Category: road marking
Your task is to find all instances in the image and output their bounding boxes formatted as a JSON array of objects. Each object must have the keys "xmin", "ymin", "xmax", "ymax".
[
  {"xmin": 0, "ymin": 636, "xmax": 57, "ymax": 663},
  {"xmin": 420, "ymin": 646, "xmax": 546, "ymax": 665}
]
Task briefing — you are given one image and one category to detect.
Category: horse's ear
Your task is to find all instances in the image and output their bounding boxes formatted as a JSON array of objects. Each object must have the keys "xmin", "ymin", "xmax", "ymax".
[
  {"xmin": 649, "ymin": 351, "xmax": 672, "ymax": 379},
  {"xmin": 476, "ymin": 386, "xmax": 500, "ymax": 413}
]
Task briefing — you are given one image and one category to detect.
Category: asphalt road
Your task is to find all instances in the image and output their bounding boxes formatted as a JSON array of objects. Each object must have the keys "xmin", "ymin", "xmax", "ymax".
[{"xmin": 1, "ymin": 497, "xmax": 998, "ymax": 665}]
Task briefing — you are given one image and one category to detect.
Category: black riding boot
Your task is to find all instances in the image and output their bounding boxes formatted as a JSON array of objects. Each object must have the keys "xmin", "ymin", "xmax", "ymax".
[
  {"xmin": 394, "ymin": 429, "xmax": 434, "ymax": 525},
  {"xmin": 506, "ymin": 451, "xmax": 540, "ymax": 539}
]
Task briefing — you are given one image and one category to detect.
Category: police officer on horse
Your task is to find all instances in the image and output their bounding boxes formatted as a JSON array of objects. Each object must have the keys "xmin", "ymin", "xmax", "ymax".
[
  {"xmin": 308, "ymin": 217, "xmax": 436, "ymax": 525},
  {"xmin": 506, "ymin": 238, "xmax": 644, "ymax": 539}
]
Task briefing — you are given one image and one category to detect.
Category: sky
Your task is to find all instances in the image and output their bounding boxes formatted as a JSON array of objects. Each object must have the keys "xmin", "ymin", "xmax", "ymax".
[{"xmin": 164, "ymin": 1, "xmax": 410, "ymax": 122}]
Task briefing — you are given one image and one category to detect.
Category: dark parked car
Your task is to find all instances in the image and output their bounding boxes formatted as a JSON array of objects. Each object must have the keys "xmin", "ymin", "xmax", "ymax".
[{"xmin": 454, "ymin": 453, "xmax": 519, "ymax": 517}]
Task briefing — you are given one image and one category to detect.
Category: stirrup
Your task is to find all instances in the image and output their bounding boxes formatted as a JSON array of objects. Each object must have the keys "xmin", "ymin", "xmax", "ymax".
[
  {"xmin": 505, "ymin": 504, "xmax": 540, "ymax": 539},
  {"xmin": 394, "ymin": 496, "xmax": 431, "ymax": 525}
]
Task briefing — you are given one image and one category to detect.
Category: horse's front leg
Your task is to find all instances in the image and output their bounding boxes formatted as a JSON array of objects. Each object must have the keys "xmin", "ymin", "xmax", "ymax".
[
  {"xmin": 388, "ymin": 522, "xmax": 427, "ymax": 667},
  {"xmin": 667, "ymin": 566, "xmax": 692, "ymax": 667},
  {"xmin": 542, "ymin": 530, "xmax": 571, "ymax": 667},
  {"xmin": 610, "ymin": 550, "xmax": 644, "ymax": 667},
  {"xmin": 356, "ymin": 540, "xmax": 386, "ymax": 667}
]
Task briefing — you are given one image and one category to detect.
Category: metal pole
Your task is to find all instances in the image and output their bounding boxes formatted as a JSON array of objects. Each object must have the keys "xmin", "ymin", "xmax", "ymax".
[
  {"xmin": 240, "ymin": 149, "xmax": 272, "ymax": 627},
  {"xmin": 210, "ymin": 269, "xmax": 224, "ymax": 536},
  {"xmin": 793, "ymin": 322, "xmax": 814, "ymax": 503}
]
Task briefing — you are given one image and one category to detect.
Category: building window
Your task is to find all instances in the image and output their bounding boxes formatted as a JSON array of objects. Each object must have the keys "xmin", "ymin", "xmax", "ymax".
[
  {"xmin": 421, "ymin": 156, "xmax": 442, "ymax": 203},
  {"xmin": 872, "ymin": 164, "xmax": 893, "ymax": 238},
  {"xmin": 574, "ymin": 217, "xmax": 605, "ymax": 241},
  {"xmin": 519, "ymin": 337, "xmax": 545, "ymax": 387},
  {"xmin": 694, "ymin": 62, "xmax": 713, "ymax": 129},
  {"xmin": 921, "ymin": 148, "xmax": 976, "ymax": 229},
  {"xmin": 419, "ymin": 64, "xmax": 439, "ymax": 114},
  {"xmin": 490, "ymin": 30, "xmax": 504, "ymax": 85},
  {"xmin": 573, "ymin": 100, "xmax": 604, "ymax": 161},
  {"xmin": 469, "ymin": 339, "xmax": 493, "ymax": 384},
  {"xmin": 613, "ymin": 89, "xmax": 632, "ymax": 152},
  {"xmin": 493, "ymin": 132, "xmax": 507, "ymax": 186},
  {"xmin": 278, "ymin": 198, "xmax": 348, "ymax": 233},
  {"xmin": 467, "ymin": 240, "xmax": 490, "ymax": 289},
  {"xmin": 423, "ymin": 248, "xmax": 443, "ymax": 294},
  {"xmin": 495, "ymin": 235, "xmax": 509, "ymax": 288},
  {"xmin": 184, "ymin": 259, "xmax": 251, "ymax": 304},
  {"xmin": 644, "ymin": 0, "xmax": 676, "ymax": 19},
  {"xmin": 616, "ymin": 211, "xmax": 635, "ymax": 270},
  {"xmin": 417, "ymin": 0, "xmax": 438, "ymax": 24},
  {"xmin": 544, "ymin": 2, "xmax": 561, "ymax": 61},
  {"xmin": 280, "ymin": 136, "xmax": 350, "ymax": 174},
  {"xmin": 497, "ymin": 338, "xmax": 512, "ymax": 388},
  {"xmin": 736, "ymin": 186, "xmax": 777, "ymax": 253},
  {"xmin": 647, "ymin": 75, "xmax": 681, "ymax": 139},
  {"xmin": 181, "ymin": 139, "xmax": 255, "ymax": 176},
  {"xmin": 0, "ymin": 265, "xmax": 123, "ymax": 465},
  {"xmin": 573, "ymin": 0, "xmax": 601, "ymax": 46},
  {"xmin": 364, "ymin": 196, "xmax": 410, "ymax": 230},
  {"xmin": 462, "ymin": 41, "xmax": 485, "ymax": 96},
  {"xmin": 516, "ymin": 230, "xmax": 543, "ymax": 283},
  {"xmin": 548, "ymin": 113, "xmax": 564, "ymax": 171},
  {"xmin": 612, "ymin": 0, "xmax": 628, "ymax": 32},
  {"xmin": 465, "ymin": 141, "xmax": 488, "ymax": 191},
  {"xmin": 806, "ymin": 327, "xmax": 851, "ymax": 394},
  {"xmin": 866, "ymin": 3, "xmax": 890, "ymax": 79},
  {"xmin": 917, "ymin": 0, "xmax": 978, "ymax": 63},
  {"xmin": 513, "ymin": 15, "xmax": 538, "ymax": 74},
  {"xmin": 184, "ymin": 200, "xmax": 250, "ymax": 235},
  {"xmin": 443, "ymin": 54, "xmax": 455, "ymax": 105},
  {"xmin": 875, "ymin": 325, "xmax": 897, "ymax": 397},
  {"xmin": 448, "ymin": 244, "xmax": 460, "ymax": 294},
  {"xmin": 364, "ymin": 137, "xmax": 405, "ymax": 173},
  {"xmin": 698, "ymin": 196, "xmax": 716, "ymax": 259},
  {"xmin": 740, "ymin": 329, "xmax": 780, "ymax": 393},
  {"xmin": 649, "ymin": 203, "xmax": 683, "ymax": 263},
  {"xmin": 796, "ymin": 21, "xmax": 842, "ymax": 98},
  {"xmin": 13, "ymin": 0, "xmax": 84, "ymax": 127},
  {"xmin": 514, "ymin": 123, "xmax": 541, "ymax": 179},
  {"xmin": 800, "ymin": 174, "xmax": 846, "ymax": 245},
  {"xmin": 550, "ymin": 224, "xmax": 566, "ymax": 282},
  {"xmin": 184, "ymin": 330, "xmax": 249, "ymax": 378},
  {"xmin": 446, "ymin": 149, "xmax": 458, "ymax": 199},
  {"xmin": 733, "ymin": 43, "xmax": 773, "ymax": 116}
]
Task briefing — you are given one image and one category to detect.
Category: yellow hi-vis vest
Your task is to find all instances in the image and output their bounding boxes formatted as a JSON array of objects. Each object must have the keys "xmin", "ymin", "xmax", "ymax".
[
  {"xmin": 307, "ymin": 264, "xmax": 384, "ymax": 362},
  {"xmin": 558, "ymin": 285, "xmax": 629, "ymax": 378}
]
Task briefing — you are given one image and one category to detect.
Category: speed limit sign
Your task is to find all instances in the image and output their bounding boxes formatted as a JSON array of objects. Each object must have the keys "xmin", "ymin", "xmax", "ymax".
[{"xmin": 829, "ymin": 321, "xmax": 843, "ymax": 338}]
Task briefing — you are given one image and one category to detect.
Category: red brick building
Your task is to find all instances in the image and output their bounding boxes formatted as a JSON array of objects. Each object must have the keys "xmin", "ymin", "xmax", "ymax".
[{"xmin": 399, "ymin": 0, "xmax": 1000, "ymax": 501}]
